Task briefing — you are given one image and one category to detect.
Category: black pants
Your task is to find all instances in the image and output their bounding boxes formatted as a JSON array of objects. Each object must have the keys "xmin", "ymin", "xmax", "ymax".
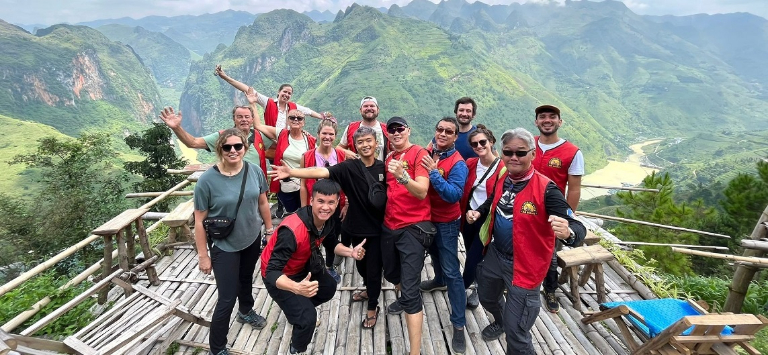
[
  {"xmin": 543, "ymin": 240, "xmax": 562, "ymax": 293},
  {"xmin": 381, "ymin": 225, "xmax": 426, "ymax": 314},
  {"xmin": 265, "ymin": 270, "xmax": 337, "ymax": 352},
  {"xmin": 325, "ymin": 208, "xmax": 343, "ymax": 268},
  {"xmin": 209, "ymin": 240, "xmax": 262, "ymax": 353},
  {"xmin": 341, "ymin": 230, "xmax": 383, "ymax": 311}
]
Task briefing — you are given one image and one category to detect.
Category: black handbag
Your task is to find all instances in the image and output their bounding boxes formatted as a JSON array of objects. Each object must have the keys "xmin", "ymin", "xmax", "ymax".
[
  {"xmin": 407, "ymin": 221, "xmax": 437, "ymax": 248},
  {"xmin": 203, "ymin": 163, "xmax": 248, "ymax": 240}
]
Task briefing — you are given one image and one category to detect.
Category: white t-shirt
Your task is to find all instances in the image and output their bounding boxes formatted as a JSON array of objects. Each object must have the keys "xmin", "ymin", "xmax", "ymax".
[
  {"xmin": 256, "ymin": 93, "xmax": 314, "ymax": 132},
  {"xmin": 537, "ymin": 139, "xmax": 585, "ymax": 176},
  {"xmin": 339, "ymin": 121, "xmax": 386, "ymax": 161},
  {"xmin": 470, "ymin": 160, "xmax": 500, "ymax": 210}
]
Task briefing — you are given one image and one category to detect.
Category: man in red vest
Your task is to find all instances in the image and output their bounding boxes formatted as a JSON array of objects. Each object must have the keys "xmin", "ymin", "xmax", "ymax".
[
  {"xmin": 159, "ymin": 105, "xmax": 270, "ymax": 175},
  {"xmin": 466, "ymin": 128, "xmax": 585, "ymax": 354},
  {"xmin": 419, "ymin": 117, "xmax": 470, "ymax": 354},
  {"xmin": 260, "ymin": 179, "xmax": 366, "ymax": 355},
  {"xmin": 337, "ymin": 96, "xmax": 388, "ymax": 160},
  {"xmin": 531, "ymin": 104, "xmax": 585, "ymax": 314}
]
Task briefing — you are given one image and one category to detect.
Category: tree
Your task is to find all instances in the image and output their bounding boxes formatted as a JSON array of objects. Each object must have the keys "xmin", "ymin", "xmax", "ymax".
[
  {"xmin": 720, "ymin": 161, "xmax": 768, "ymax": 244},
  {"xmin": 123, "ymin": 123, "xmax": 188, "ymax": 212}
]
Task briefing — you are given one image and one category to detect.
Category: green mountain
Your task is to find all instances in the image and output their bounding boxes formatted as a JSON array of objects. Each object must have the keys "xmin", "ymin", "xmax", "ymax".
[
  {"xmin": 0, "ymin": 20, "xmax": 161, "ymax": 136},
  {"xmin": 96, "ymin": 24, "xmax": 191, "ymax": 89}
]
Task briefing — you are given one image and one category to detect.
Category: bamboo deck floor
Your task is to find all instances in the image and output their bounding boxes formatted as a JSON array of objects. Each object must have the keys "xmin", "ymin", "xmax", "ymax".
[{"xmin": 81, "ymin": 225, "xmax": 647, "ymax": 355}]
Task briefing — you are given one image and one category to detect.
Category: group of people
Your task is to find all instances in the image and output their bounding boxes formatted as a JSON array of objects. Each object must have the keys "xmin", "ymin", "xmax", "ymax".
[{"xmin": 161, "ymin": 65, "xmax": 588, "ymax": 355}]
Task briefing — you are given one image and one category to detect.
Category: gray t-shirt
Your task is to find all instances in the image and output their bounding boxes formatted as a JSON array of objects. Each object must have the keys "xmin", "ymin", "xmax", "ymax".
[{"xmin": 194, "ymin": 162, "xmax": 268, "ymax": 252}]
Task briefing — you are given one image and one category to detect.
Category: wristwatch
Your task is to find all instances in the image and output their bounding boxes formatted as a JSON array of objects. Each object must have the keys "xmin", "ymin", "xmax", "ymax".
[
  {"xmin": 396, "ymin": 170, "xmax": 410, "ymax": 185},
  {"xmin": 564, "ymin": 227, "xmax": 576, "ymax": 244}
]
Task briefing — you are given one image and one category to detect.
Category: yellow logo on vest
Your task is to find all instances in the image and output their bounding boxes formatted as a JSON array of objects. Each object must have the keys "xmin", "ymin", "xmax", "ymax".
[
  {"xmin": 547, "ymin": 157, "xmax": 562, "ymax": 169},
  {"xmin": 520, "ymin": 201, "xmax": 538, "ymax": 215},
  {"xmin": 402, "ymin": 160, "xmax": 410, "ymax": 171},
  {"xmin": 259, "ymin": 142, "xmax": 264, "ymax": 150},
  {"xmin": 438, "ymin": 167, "xmax": 445, "ymax": 177}
]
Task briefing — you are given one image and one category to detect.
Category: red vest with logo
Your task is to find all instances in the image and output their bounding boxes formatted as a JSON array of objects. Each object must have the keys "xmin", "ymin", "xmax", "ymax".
[
  {"xmin": 384, "ymin": 145, "xmax": 431, "ymax": 230},
  {"xmin": 533, "ymin": 137, "xmax": 579, "ymax": 194},
  {"xmin": 302, "ymin": 148, "xmax": 346, "ymax": 207},
  {"xmin": 219, "ymin": 129, "xmax": 267, "ymax": 175},
  {"xmin": 485, "ymin": 171, "xmax": 555, "ymax": 289},
  {"xmin": 345, "ymin": 121, "xmax": 389, "ymax": 154},
  {"xmin": 260, "ymin": 213, "xmax": 318, "ymax": 278},
  {"xmin": 263, "ymin": 99, "xmax": 297, "ymax": 127},
  {"xmin": 270, "ymin": 130, "xmax": 317, "ymax": 193},
  {"xmin": 428, "ymin": 150, "xmax": 464, "ymax": 223},
  {"xmin": 460, "ymin": 158, "xmax": 502, "ymax": 221}
]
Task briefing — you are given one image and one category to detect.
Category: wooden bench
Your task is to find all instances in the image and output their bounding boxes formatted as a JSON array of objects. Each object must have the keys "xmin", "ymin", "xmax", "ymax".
[
  {"xmin": 162, "ymin": 199, "xmax": 195, "ymax": 243},
  {"xmin": 91, "ymin": 208, "xmax": 158, "ymax": 303},
  {"xmin": 557, "ymin": 244, "xmax": 614, "ymax": 312}
]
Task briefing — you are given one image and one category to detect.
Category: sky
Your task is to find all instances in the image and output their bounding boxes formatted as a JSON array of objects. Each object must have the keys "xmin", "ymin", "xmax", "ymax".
[{"xmin": 1, "ymin": 0, "xmax": 766, "ymax": 26}]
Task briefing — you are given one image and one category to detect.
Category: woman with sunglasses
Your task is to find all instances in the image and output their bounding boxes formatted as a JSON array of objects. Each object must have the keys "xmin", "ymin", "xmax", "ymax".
[
  {"xmin": 465, "ymin": 128, "xmax": 586, "ymax": 353},
  {"xmin": 193, "ymin": 129, "xmax": 273, "ymax": 355},
  {"xmin": 300, "ymin": 118, "xmax": 347, "ymax": 283},
  {"xmin": 215, "ymin": 65, "xmax": 323, "ymax": 132},
  {"xmin": 458, "ymin": 125, "xmax": 502, "ymax": 310},
  {"xmin": 255, "ymin": 109, "xmax": 316, "ymax": 218}
]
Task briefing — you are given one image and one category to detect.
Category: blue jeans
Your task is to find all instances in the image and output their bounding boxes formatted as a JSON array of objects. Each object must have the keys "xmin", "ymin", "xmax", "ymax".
[{"xmin": 428, "ymin": 219, "xmax": 466, "ymax": 328}]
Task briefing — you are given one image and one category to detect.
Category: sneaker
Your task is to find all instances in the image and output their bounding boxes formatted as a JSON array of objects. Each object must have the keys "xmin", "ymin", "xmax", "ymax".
[
  {"xmin": 209, "ymin": 350, "xmax": 230, "ymax": 355},
  {"xmin": 387, "ymin": 299, "xmax": 404, "ymax": 315},
  {"xmin": 327, "ymin": 267, "xmax": 341, "ymax": 284},
  {"xmin": 236, "ymin": 309, "xmax": 267, "ymax": 329},
  {"xmin": 274, "ymin": 202, "xmax": 286, "ymax": 219},
  {"xmin": 419, "ymin": 279, "xmax": 447, "ymax": 292},
  {"xmin": 543, "ymin": 289, "xmax": 560, "ymax": 313},
  {"xmin": 452, "ymin": 326, "xmax": 466, "ymax": 354},
  {"xmin": 481, "ymin": 321, "xmax": 503, "ymax": 341},
  {"xmin": 289, "ymin": 344, "xmax": 308, "ymax": 354},
  {"xmin": 466, "ymin": 289, "xmax": 479, "ymax": 310}
]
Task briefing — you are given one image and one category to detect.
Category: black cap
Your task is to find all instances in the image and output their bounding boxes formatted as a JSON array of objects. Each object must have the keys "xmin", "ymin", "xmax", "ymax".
[
  {"xmin": 535, "ymin": 105, "xmax": 560, "ymax": 116},
  {"xmin": 386, "ymin": 116, "xmax": 408, "ymax": 129}
]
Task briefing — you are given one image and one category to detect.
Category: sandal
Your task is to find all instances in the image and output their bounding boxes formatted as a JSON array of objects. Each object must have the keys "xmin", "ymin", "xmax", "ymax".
[
  {"xmin": 361, "ymin": 306, "xmax": 380, "ymax": 328},
  {"xmin": 352, "ymin": 290, "xmax": 369, "ymax": 302}
]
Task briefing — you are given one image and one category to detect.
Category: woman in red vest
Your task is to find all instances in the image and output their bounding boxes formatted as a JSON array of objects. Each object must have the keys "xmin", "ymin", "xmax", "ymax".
[
  {"xmin": 465, "ymin": 127, "xmax": 586, "ymax": 354},
  {"xmin": 255, "ymin": 109, "xmax": 316, "ymax": 218},
  {"xmin": 458, "ymin": 125, "xmax": 502, "ymax": 310},
  {"xmin": 300, "ymin": 118, "xmax": 346, "ymax": 283},
  {"xmin": 215, "ymin": 65, "xmax": 323, "ymax": 131}
]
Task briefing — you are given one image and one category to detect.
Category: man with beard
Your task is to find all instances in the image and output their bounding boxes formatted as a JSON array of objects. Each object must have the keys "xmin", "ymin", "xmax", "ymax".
[
  {"xmin": 337, "ymin": 96, "xmax": 388, "ymax": 160},
  {"xmin": 531, "ymin": 104, "xmax": 585, "ymax": 314},
  {"xmin": 428, "ymin": 97, "xmax": 479, "ymax": 159},
  {"xmin": 159, "ymin": 106, "xmax": 271, "ymax": 176}
]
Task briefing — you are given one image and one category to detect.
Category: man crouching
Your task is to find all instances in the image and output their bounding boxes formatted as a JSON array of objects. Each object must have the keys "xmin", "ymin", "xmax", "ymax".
[{"xmin": 260, "ymin": 179, "xmax": 366, "ymax": 355}]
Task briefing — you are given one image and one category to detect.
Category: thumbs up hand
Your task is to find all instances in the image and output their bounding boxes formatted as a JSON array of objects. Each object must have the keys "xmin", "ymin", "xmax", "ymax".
[
  {"xmin": 388, "ymin": 153, "xmax": 406, "ymax": 178},
  {"xmin": 294, "ymin": 272, "xmax": 319, "ymax": 297},
  {"xmin": 352, "ymin": 239, "xmax": 367, "ymax": 260}
]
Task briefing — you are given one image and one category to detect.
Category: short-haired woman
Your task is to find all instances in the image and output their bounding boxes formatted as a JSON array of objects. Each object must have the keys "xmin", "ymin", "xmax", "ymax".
[{"xmin": 193, "ymin": 128, "xmax": 273, "ymax": 355}]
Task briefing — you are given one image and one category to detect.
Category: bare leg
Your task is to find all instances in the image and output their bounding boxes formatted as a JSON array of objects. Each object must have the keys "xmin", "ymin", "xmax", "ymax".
[{"xmin": 405, "ymin": 311, "xmax": 423, "ymax": 355}]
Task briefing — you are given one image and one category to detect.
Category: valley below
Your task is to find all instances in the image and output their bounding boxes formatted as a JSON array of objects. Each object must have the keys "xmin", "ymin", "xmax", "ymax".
[{"xmin": 581, "ymin": 139, "xmax": 662, "ymax": 200}]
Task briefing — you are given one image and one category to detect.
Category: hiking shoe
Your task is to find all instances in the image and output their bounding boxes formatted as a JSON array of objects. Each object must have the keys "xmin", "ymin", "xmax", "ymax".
[
  {"xmin": 387, "ymin": 299, "xmax": 404, "ymax": 315},
  {"xmin": 419, "ymin": 279, "xmax": 447, "ymax": 292},
  {"xmin": 481, "ymin": 321, "xmax": 503, "ymax": 341},
  {"xmin": 210, "ymin": 350, "xmax": 230, "ymax": 355},
  {"xmin": 327, "ymin": 267, "xmax": 341, "ymax": 284},
  {"xmin": 466, "ymin": 289, "xmax": 479, "ymax": 310},
  {"xmin": 290, "ymin": 344, "xmax": 308, "ymax": 354},
  {"xmin": 452, "ymin": 326, "xmax": 466, "ymax": 354},
  {"xmin": 543, "ymin": 289, "xmax": 560, "ymax": 313},
  {"xmin": 237, "ymin": 309, "xmax": 267, "ymax": 329}
]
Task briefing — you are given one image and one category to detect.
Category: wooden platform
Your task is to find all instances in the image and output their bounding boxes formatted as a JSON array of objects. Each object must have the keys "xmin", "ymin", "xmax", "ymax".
[{"xmin": 68, "ymin": 227, "xmax": 649, "ymax": 355}]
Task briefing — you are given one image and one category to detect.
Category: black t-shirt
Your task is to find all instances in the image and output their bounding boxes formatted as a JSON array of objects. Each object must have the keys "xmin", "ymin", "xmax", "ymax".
[{"xmin": 327, "ymin": 159, "xmax": 386, "ymax": 237}]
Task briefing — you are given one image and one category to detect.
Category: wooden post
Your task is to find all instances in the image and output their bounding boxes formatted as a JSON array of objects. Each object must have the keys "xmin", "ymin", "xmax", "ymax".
[
  {"xmin": 116, "ymin": 229, "xmax": 129, "ymax": 272},
  {"xmin": 135, "ymin": 218, "xmax": 159, "ymax": 286},
  {"xmin": 125, "ymin": 223, "xmax": 136, "ymax": 268},
  {"xmin": 725, "ymin": 204, "xmax": 768, "ymax": 313},
  {"xmin": 99, "ymin": 235, "xmax": 113, "ymax": 304}
]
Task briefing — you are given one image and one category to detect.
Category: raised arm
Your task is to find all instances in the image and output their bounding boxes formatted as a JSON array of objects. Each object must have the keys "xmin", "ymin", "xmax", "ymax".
[
  {"xmin": 268, "ymin": 163, "xmax": 330, "ymax": 182},
  {"xmin": 159, "ymin": 107, "xmax": 207, "ymax": 149},
  {"xmin": 246, "ymin": 87, "xmax": 264, "ymax": 127},
  {"xmin": 215, "ymin": 65, "xmax": 252, "ymax": 93}
]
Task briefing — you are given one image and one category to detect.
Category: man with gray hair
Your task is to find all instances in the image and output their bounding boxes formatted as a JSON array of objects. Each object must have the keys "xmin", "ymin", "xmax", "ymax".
[
  {"xmin": 465, "ymin": 127, "xmax": 586, "ymax": 354},
  {"xmin": 337, "ymin": 96, "xmax": 389, "ymax": 160}
]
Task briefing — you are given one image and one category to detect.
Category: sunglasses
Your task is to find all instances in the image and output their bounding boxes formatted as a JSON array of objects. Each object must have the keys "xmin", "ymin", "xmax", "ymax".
[
  {"xmin": 501, "ymin": 149, "xmax": 533, "ymax": 158},
  {"xmin": 470, "ymin": 139, "xmax": 489, "ymax": 148},
  {"xmin": 435, "ymin": 127, "xmax": 456, "ymax": 135},
  {"xmin": 387, "ymin": 126, "xmax": 407, "ymax": 134},
  {"xmin": 222, "ymin": 143, "xmax": 244, "ymax": 152},
  {"xmin": 288, "ymin": 116, "xmax": 304, "ymax": 122}
]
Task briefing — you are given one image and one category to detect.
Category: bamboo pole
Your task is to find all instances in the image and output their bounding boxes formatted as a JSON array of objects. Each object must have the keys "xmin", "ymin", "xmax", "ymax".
[
  {"xmin": 576, "ymin": 211, "xmax": 732, "ymax": 239},
  {"xmin": 165, "ymin": 169, "xmax": 194, "ymax": 175},
  {"xmin": 614, "ymin": 241, "xmax": 729, "ymax": 251},
  {"xmin": 671, "ymin": 247, "xmax": 768, "ymax": 266},
  {"xmin": 581, "ymin": 184, "xmax": 660, "ymax": 193},
  {"xmin": 125, "ymin": 191, "xmax": 193, "ymax": 198},
  {"xmin": 741, "ymin": 240, "xmax": 768, "ymax": 252},
  {"xmin": 139, "ymin": 180, "xmax": 190, "ymax": 211},
  {"xmin": 725, "ymin": 204, "xmax": 768, "ymax": 313}
]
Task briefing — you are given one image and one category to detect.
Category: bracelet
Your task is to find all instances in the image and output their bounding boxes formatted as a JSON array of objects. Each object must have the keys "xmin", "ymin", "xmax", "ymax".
[
  {"xmin": 396, "ymin": 171, "xmax": 410, "ymax": 185},
  {"xmin": 265, "ymin": 228, "xmax": 274, "ymax": 235}
]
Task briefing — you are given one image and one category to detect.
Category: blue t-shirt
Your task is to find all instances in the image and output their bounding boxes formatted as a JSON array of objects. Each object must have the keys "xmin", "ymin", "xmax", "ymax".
[{"xmin": 456, "ymin": 126, "xmax": 478, "ymax": 159}]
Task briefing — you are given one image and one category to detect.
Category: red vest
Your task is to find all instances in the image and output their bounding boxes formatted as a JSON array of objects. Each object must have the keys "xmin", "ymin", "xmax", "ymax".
[
  {"xmin": 302, "ymin": 148, "xmax": 346, "ymax": 207},
  {"xmin": 270, "ymin": 130, "xmax": 317, "ymax": 193},
  {"xmin": 428, "ymin": 150, "xmax": 464, "ymax": 223},
  {"xmin": 533, "ymin": 137, "xmax": 579, "ymax": 194},
  {"xmin": 345, "ymin": 121, "xmax": 389, "ymax": 154},
  {"xmin": 260, "ymin": 213, "xmax": 319, "ymax": 278},
  {"xmin": 263, "ymin": 99, "xmax": 297, "ymax": 127},
  {"xmin": 460, "ymin": 158, "xmax": 503, "ymax": 224},
  {"xmin": 485, "ymin": 171, "xmax": 555, "ymax": 289},
  {"xmin": 384, "ymin": 145, "xmax": 431, "ymax": 230},
  {"xmin": 220, "ymin": 129, "xmax": 267, "ymax": 175}
]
